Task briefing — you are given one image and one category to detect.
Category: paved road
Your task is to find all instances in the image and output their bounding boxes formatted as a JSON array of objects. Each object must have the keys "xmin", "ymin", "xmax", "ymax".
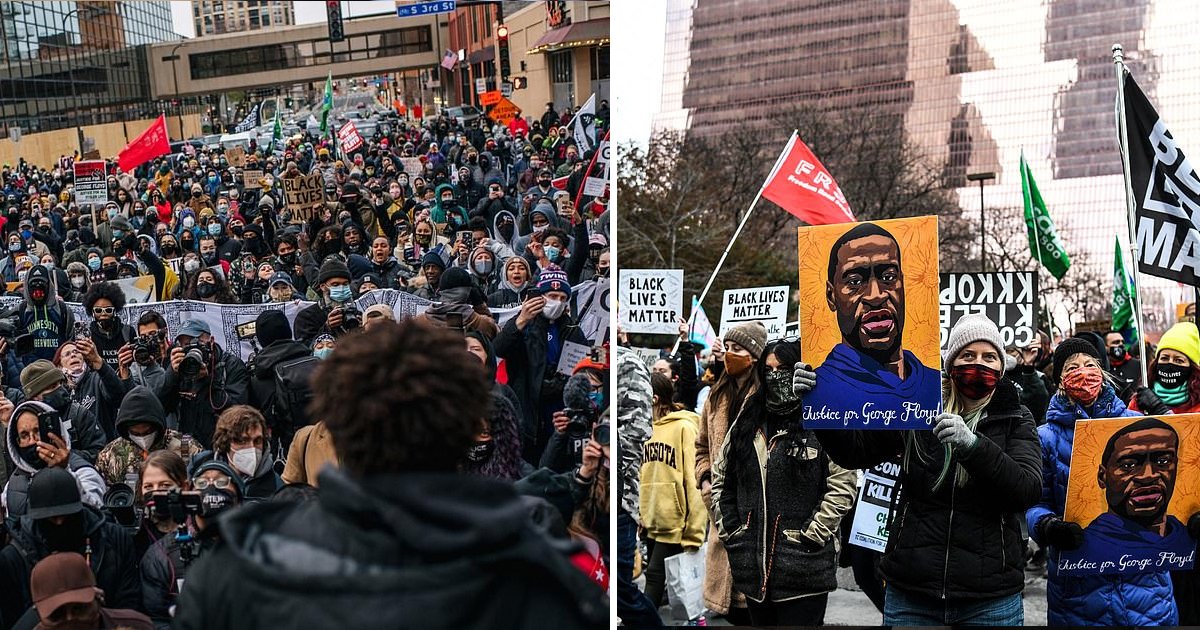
[{"xmin": 650, "ymin": 567, "xmax": 1048, "ymax": 625}]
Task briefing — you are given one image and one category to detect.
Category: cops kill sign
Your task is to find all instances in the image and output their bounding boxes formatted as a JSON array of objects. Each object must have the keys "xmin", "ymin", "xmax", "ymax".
[
  {"xmin": 619, "ymin": 269, "xmax": 682, "ymax": 335},
  {"xmin": 939, "ymin": 272, "xmax": 1037, "ymax": 349},
  {"xmin": 719, "ymin": 286, "xmax": 789, "ymax": 338}
]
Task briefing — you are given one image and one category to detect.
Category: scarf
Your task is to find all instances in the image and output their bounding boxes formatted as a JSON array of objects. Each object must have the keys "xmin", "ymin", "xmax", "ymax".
[{"xmin": 1153, "ymin": 380, "xmax": 1189, "ymax": 407}]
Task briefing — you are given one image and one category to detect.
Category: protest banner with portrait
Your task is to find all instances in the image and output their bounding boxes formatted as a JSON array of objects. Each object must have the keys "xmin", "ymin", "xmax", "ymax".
[
  {"xmin": 1059, "ymin": 414, "xmax": 1200, "ymax": 576},
  {"xmin": 796, "ymin": 216, "xmax": 941, "ymax": 429}
]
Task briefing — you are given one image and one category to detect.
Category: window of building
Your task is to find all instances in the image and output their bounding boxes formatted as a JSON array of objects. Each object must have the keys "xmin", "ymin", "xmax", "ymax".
[
  {"xmin": 550, "ymin": 50, "xmax": 573, "ymax": 83},
  {"xmin": 590, "ymin": 46, "xmax": 609, "ymax": 80}
]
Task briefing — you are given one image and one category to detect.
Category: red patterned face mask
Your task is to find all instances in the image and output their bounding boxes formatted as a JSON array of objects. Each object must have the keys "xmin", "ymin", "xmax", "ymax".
[
  {"xmin": 1061, "ymin": 365, "xmax": 1104, "ymax": 406},
  {"xmin": 950, "ymin": 363, "xmax": 1000, "ymax": 400}
]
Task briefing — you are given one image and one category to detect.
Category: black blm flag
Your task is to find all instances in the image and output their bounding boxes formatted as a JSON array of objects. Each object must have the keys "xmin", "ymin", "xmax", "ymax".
[{"xmin": 1125, "ymin": 72, "xmax": 1200, "ymax": 285}]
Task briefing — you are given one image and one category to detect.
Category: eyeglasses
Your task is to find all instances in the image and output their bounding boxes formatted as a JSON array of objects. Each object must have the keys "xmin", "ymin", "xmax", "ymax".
[
  {"xmin": 92, "ymin": 306, "xmax": 115, "ymax": 315},
  {"xmin": 191, "ymin": 476, "xmax": 232, "ymax": 490}
]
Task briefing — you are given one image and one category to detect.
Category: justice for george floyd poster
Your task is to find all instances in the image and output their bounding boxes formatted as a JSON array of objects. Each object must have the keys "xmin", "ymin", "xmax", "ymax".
[
  {"xmin": 797, "ymin": 216, "xmax": 941, "ymax": 430},
  {"xmin": 1059, "ymin": 414, "xmax": 1200, "ymax": 576}
]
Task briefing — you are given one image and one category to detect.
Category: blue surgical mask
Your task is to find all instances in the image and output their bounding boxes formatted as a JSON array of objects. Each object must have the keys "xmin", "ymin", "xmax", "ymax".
[
  {"xmin": 218, "ymin": 205, "xmax": 228, "ymax": 215},
  {"xmin": 543, "ymin": 245, "xmax": 560, "ymax": 261},
  {"xmin": 19, "ymin": 230, "xmax": 30, "ymax": 241},
  {"xmin": 87, "ymin": 257, "xmax": 101, "ymax": 271},
  {"xmin": 313, "ymin": 347, "xmax": 333, "ymax": 360},
  {"xmin": 106, "ymin": 208, "xmax": 118, "ymax": 220},
  {"xmin": 112, "ymin": 230, "xmax": 124, "ymax": 239},
  {"xmin": 329, "ymin": 284, "xmax": 352, "ymax": 303},
  {"xmin": 589, "ymin": 391, "xmax": 604, "ymax": 409},
  {"xmin": 207, "ymin": 223, "xmax": 222, "ymax": 236}
]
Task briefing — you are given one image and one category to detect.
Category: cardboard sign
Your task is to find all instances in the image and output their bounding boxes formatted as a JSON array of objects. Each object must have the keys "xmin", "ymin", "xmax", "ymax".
[
  {"xmin": 283, "ymin": 173, "xmax": 325, "ymax": 223},
  {"xmin": 242, "ymin": 169, "xmax": 263, "ymax": 189},
  {"xmin": 338, "ymin": 121, "xmax": 364, "ymax": 154},
  {"xmin": 72, "ymin": 160, "xmax": 107, "ymax": 205},
  {"xmin": 226, "ymin": 146, "xmax": 246, "ymax": 167},
  {"xmin": 480, "ymin": 90, "xmax": 502, "ymax": 107},
  {"xmin": 112, "ymin": 275, "xmax": 156, "ymax": 304},
  {"xmin": 556, "ymin": 340, "xmax": 592, "ymax": 376},
  {"xmin": 582, "ymin": 139, "xmax": 610, "ymax": 197},
  {"xmin": 488, "ymin": 97, "xmax": 521, "ymax": 126},
  {"xmin": 797, "ymin": 216, "xmax": 941, "ymax": 430},
  {"xmin": 719, "ymin": 286, "xmax": 789, "ymax": 339},
  {"xmin": 849, "ymin": 461, "xmax": 902, "ymax": 552},
  {"xmin": 939, "ymin": 272, "xmax": 1037, "ymax": 349},
  {"xmin": 619, "ymin": 269, "xmax": 683, "ymax": 335},
  {"xmin": 400, "ymin": 157, "xmax": 424, "ymax": 180},
  {"xmin": 1059, "ymin": 414, "xmax": 1200, "ymax": 575}
]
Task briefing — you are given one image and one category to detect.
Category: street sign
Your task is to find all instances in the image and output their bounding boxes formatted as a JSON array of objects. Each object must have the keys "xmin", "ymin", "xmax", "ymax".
[
  {"xmin": 474, "ymin": 78, "xmax": 487, "ymax": 94},
  {"xmin": 487, "ymin": 97, "xmax": 521, "ymax": 126},
  {"xmin": 501, "ymin": 81, "xmax": 513, "ymax": 98},
  {"xmin": 73, "ymin": 160, "xmax": 107, "ymax": 206},
  {"xmin": 480, "ymin": 90, "xmax": 502, "ymax": 107},
  {"xmin": 396, "ymin": 1, "xmax": 455, "ymax": 18}
]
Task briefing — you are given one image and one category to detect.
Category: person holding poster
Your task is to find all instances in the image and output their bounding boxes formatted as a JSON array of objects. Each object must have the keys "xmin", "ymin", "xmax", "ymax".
[
  {"xmin": 1025, "ymin": 337, "xmax": 1179, "ymax": 626},
  {"xmin": 811, "ymin": 314, "xmax": 1040, "ymax": 625},
  {"xmin": 711, "ymin": 338, "xmax": 856, "ymax": 625}
]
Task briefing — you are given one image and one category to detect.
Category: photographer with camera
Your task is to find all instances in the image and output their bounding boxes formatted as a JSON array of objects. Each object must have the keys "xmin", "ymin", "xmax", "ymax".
[
  {"xmin": 140, "ymin": 459, "xmax": 244, "ymax": 629},
  {"xmin": 157, "ymin": 320, "xmax": 249, "ymax": 450},
  {"xmin": 2, "ymin": 399, "xmax": 105, "ymax": 517},
  {"xmin": 495, "ymin": 266, "xmax": 590, "ymax": 465},
  {"xmin": 53, "ymin": 337, "xmax": 127, "ymax": 443},
  {"xmin": 293, "ymin": 259, "xmax": 361, "ymax": 346},
  {"xmin": 189, "ymin": 405, "xmax": 280, "ymax": 502},
  {"xmin": 124, "ymin": 311, "xmax": 168, "ymax": 393},
  {"xmin": 134, "ymin": 450, "xmax": 188, "ymax": 561},
  {"xmin": 0, "ymin": 466, "xmax": 140, "ymax": 628},
  {"xmin": 96, "ymin": 386, "xmax": 202, "ymax": 487},
  {"xmin": 541, "ymin": 357, "xmax": 608, "ymax": 474},
  {"xmin": 14, "ymin": 264, "xmax": 75, "ymax": 366},
  {"xmin": 82, "ymin": 281, "xmax": 136, "ymax": 372},
  {"xmin": 19, "ymin": 360, "xmax": 106, "ymax": 464}
]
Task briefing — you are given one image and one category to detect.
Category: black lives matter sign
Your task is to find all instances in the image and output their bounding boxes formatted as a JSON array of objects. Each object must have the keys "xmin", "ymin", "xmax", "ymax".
[
  {"xmin": 939, "ymin": 272, "xmax": 1037, "ymax": 349},
  {"xmin": 618, "ymin": 269, "xmax": 682, "ymax": 335}
]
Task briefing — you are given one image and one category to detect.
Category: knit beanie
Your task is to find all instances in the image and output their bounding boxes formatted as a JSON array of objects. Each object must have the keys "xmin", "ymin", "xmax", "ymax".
[
  {"xmin": 536, "ymin": 265, "xmax": 571, "ymax": 297},
  {"xmin": 724, "ymin": 321, "xmax": 768, "ymax": 360},
  {"xmin": 942, "ymin": 314, "xmax": 1006, "ymax": 378},
  {"xmin": 21, "ymin": 360, "xmax": 64, "ymax": 398},
  {"xmin": 438, "ymin": 267, "xmax": 474, "ymax": 291},
  {"xmin": 1051, "ymin": 337, "xmax": 1101, "ymax": 385},
  {"xmin": 317, "ymin": 258, "xmax": 351, "ymax": 285},
  {"xmin": 1158, "ymin": 322, "xmax": 1200, "ymax": 365},
  {"xmin": 255, "ymin": 310, "xmax": 292, "ymax": 347}
]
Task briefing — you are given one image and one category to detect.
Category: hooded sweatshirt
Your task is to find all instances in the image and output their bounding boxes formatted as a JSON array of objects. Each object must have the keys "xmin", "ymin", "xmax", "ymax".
[
  {"xmin": 431, "ymin": 183, "xmax": 468, "ymax": 227},
  {"xmin": 488, "ymin": 256, "xmax": 533, "ymax": 309},
  {"xmin": 95, "ymin": 386, "xmax": 200, "ymax": 486},
  {"xmin": 640, "ymin": 409, "xmax": 707, "ymax": 547},
  {"xmin": 2, "ymin": 400, "xmax": 106, "ymax": 517},
  {"xmin": 18, "ymin": 264, "xmax": 74, "ymax": 363}
]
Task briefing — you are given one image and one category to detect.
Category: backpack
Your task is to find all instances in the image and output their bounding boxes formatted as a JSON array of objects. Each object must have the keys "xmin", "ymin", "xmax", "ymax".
[{"xmin": 273, "ymin": 355, "xmax": 320, "ymax": 437}]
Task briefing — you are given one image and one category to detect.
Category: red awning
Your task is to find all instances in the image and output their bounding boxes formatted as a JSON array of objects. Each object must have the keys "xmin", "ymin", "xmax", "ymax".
[{"xmin": 527, "ymin": 18, "xmax": 609, "ymax": 54}]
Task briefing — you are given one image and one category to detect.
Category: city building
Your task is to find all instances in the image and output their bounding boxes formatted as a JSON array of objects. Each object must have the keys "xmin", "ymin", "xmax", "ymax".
[
  {"xmin": 505, "ymin": 0, "xmax": 608, "ymax": 118},
  {"xmin": 191, "ymin": 0, "xmax": 292, "ymax": 37},
  {"xmin": 658, "ymin": 0, "xmax": 1192, "ymax": 333}
]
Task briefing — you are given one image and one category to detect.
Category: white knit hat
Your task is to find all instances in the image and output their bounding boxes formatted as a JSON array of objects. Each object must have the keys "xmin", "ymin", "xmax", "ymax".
[{"xmin": 942, "ymin": 313, "xmax": 1006, "ymax": 377}]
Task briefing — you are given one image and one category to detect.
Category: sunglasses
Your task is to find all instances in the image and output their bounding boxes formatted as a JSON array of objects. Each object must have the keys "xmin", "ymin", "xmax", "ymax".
[
  {"xmin": 92, "ymin": 306, "xmax": 115, "ymax": 315},
  {"xmin": 192, "ymin": 476, "xmax": 232, "ymax": 490}
]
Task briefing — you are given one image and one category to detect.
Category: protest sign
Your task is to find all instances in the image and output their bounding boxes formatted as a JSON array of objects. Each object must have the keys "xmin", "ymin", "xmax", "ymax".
[
  {"xmin": 939, "ymin": 272, "xmax": 1037, "ymax": 349},
  {"xmin": 572, "ymin": 277, "xmax": 610, "ymax": 344},
  {"xmin": 72, "ymin": 160, "xmax": 107, "ymax": 206},
  {"xmin": 582, "ymin": 139, "xmax": 609, "ymax": 197},
  {"xmin": 226, "ymin": 146, "xmax": 246, "ymax": 167},
  {"xmin": 631, "ymin": 347, "xmax": 661, "ymax": 369},
  {"xmin": 1059, "ymin": 414, "xmax": 1200, "ymax": 576},
  {"xmin": 619, "ymin": 269, "xmax": 683, "ymax": 335},
  {"xmin": 556, "ymin": 341, "xmax": 592, "ymax": 376},
  {"xmin": 849, "ymin": 461, "xmax": 902, "ymax": 552},
  {"xmin": 242, "ymin": 169, "xmax": 263, "ymax": 189},
  {"xmin": 112, "ymin": 276, "xmax": 156, "ymax": 304},
  {"xmin": 480, "ymin": 91, "xmax": 502, "ymax": 107},
  {"xmin": 400, "ymin": 157, "xmax": 424, "ymax": 180},
  {"xmin": 719, "ymin": 285, "xmax": 789, "ymax": 339},
  {"xmin": 338, "ymin": 121, "xmax": 364, "ymax": 154},
  {"xmin": 797, "ymin": 216, "xmax": 941, "ymax": 430},
  {"xmin": 283, "ymin": 173, "xmax": 324, "ymax": 223}
]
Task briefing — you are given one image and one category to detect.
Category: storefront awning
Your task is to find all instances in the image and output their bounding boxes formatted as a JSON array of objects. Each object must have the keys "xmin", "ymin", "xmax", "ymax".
[
  {"xmin": 527, "ymin": 18, "xmax": 609, "ymax": 54},
  {"xmin": 468, "ymin": 47, "xmax": 494, "ymax": 65}
]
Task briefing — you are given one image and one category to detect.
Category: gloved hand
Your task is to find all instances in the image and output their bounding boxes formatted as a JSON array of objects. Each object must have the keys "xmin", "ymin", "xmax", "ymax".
[
  {"xmin": 792, "ymin": 362, "xmax": 816, "ymax": 396},
  {"xmin": 1040, "ymin": 516, "xmax": 1084, "ymax": 551},
  {"xmin": 934, "ymin": 412, "xmax": 977, "ymax": 450},
  {"xmin": 1188, "ymin": 513, "xmax": 1200, "ymax": 540},
  {"xmin": 1136, "ymin": 387, "xmax": 1174, "ymax": 416}
]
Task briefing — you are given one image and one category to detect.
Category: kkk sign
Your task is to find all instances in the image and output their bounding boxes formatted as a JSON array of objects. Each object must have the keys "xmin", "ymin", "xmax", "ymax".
[{"xmin": 938, "ymin": 272, "xmax": 1037, "ymax": 349}]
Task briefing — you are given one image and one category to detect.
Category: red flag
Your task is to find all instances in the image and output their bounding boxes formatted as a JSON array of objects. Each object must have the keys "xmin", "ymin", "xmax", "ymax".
[
  {"xmin": 118, "ymin": 115, "xmax": 170, "ymax": 172},
  {"xmin": 761, "ymin": 132, "xmax": 855, "ymax": 225}
]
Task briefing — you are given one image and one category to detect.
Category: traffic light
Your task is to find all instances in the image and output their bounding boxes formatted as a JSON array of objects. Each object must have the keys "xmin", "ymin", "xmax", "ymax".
[
  {"xmin": 512, "ymin": 76, "xmax": 527, "ymax": 90},
  {"xmin": 327, "ymin": 1, "xmax": 344, "ymax": 43},
  {"xmin": 497, "ymin": 24, "xmax": 511, "ymax": 78}
]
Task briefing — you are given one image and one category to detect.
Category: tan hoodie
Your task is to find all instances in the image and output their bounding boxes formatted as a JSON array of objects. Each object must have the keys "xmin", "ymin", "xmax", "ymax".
[{"xmin": 640, "ymin": 409, "xmax": 707, "ymax": 547}]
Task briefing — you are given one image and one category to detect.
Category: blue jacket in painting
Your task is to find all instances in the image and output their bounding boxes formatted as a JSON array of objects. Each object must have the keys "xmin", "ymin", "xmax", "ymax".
[
  {"xmin": 803, "ymin": 343, "xmax": 940, "ymax": 430},
  {"xmin": 1067, "ymin": 512, "xmax": 1194, "ymax": 575}
]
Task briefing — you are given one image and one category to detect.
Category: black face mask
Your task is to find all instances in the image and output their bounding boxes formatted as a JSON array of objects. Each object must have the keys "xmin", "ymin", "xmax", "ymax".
[
  {"xmin": 201, "ymin": 252, "xmax": 217, "ymax": 265},
  {"xmin": 43, "ymin": 388, "xmax": 71, "ymax": 414},
  {"xmin": 498, "ymin": 223, "xmax": 514, "ymax": 241},
  {"xmin": 1108, "ymin": 345, "xmax": 1125, "ymax": 359},
  {"xmin": 101, "ymin": 265, "xmax": 119, "ymax": 280},
  {"xmin": 196, "ymin": 282, "xmax": 216, "ymax": 298},
  {"xmin": 1157, "ymin": 363, "xmax": 1189, "ymax": 388},
  {"xmin": 181, "ymin": 239, "xmax": 194, "ymax": 251},
  {"xmin": 161, "ymin": 245, "xmax": 179, "ymax": 257},
  {"xmin": 19, "ymin": 444, "xmax": 44, "ymax": 469},
  {"xmin": 200, "ymin": 486, "xmax": 237, "ymax": 518},
  {"xmin": 278, "ymin": 252, "xmax": 296, "ymax": 265},
  {"xmin": 113, "ymin": 241, "xmax": 127, "ymax": 256},
  {"xmin": 466, "ymin": 440, "xmax": 493, "ymax": 463},
  {"xmin": 39, "ymin": 512, "xmax": 85, "ymax": 552}
]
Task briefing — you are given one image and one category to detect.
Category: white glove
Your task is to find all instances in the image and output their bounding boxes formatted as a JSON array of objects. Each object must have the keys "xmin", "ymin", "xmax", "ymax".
[
  {"xmin": 934, "ymin": 412, "xmax": 977, "ymax": 450},
  {"xmin": 792, "ymin": 362, "xmax": 816, "ymax": 396}
]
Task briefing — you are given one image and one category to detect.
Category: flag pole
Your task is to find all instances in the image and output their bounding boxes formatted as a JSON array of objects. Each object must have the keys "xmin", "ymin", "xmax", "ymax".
[
  {"xmin": 670, "ymin": 129, "xmax": 798, "ymax": 355},
  {"xmin": 1023, "ymin": 150, "xmax": 1049, "ymax": 336},
  {"xmin": 1113, "ymin": 43, "xmax": 1150, "ymax": 388}
]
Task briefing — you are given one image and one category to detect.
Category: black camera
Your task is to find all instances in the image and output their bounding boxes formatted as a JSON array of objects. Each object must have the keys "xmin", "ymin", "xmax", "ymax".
[
  {"xmin": 144, "ymin": 488, "xmax": 204, "ymax": 522},
  {"xmin": 179, "ymin": 342, "xmax": 210, "ymax": 378},
  {"xmin": 133, "ymin": 331, "xmax": 161, "ymax": 365},
  {"xmin": 340, "ymin": 303, "xmax": 362, "ymax": 329},
  {"xmin": 104, "ymin": 483, "xmax": 138, "ymax": 530},
  {"xmin": 564, "ymin": 404, "xmax": 599, "ymax": 440}
]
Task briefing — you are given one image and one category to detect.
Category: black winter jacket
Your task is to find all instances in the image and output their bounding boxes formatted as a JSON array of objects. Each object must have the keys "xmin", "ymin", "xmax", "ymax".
[
  {"xmin": 72, "ymin": 361, "xmax": 130, "ymax": 442},
  {"xmin": 814, "ymin": 380, "xmax": 1041, "ymax": 601},
  {"xmin": 248, "ymin": 340, "xmax": 313, "ymax": 438},
  {"xmin": 172, "ymin": 469, "xmax": 607, "ymax": 630},
  {"xmin": 156, "ymin": 344, "xmax": 249, "ymax": 449}
]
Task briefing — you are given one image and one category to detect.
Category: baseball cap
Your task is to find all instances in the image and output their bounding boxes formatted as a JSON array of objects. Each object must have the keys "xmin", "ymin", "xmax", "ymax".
[
  {"xmin": 31, "ymin": 553, "xmax": 97, "ymax": 620},
  {"xmin": 176, "ymin": 319, "xmax": 211, "ymax": 340},
  {"xmin": 268, "ymin": 271, "xmax": 294, "ymax": 289},
  {"xmin": 27, "ymin": 467, "xmax": 83, "ymax": 520}
]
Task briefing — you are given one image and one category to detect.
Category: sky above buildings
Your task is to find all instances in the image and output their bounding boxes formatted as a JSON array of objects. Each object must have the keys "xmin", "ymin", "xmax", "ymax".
[
  {"xmin": 168, "ymin": 1, "xmax": 398, "ymax": 38},
  {"xmin": 611, "ymin": 1, "xmax": 664, "ymax": 148}
]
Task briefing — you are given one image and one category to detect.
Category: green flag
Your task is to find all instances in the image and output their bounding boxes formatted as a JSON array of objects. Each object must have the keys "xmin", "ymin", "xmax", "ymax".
[
  {"xmin": 319, "ymin": 72, "xmax": 333, "ymax": 137},
  {"xmin": 1020, "ymin": 151, "xmax": 1070, "ymax": 279},
  {"xmin": 271, "ymin": 108, "xmax": 281, "ymax": 148},
  {"xmin": 1112, "ymin": 235, "xmax": 1138, "ymax": 343}
]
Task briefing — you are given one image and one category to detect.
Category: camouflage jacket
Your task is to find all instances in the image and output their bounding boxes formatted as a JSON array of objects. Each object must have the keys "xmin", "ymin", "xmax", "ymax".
[
  {"xmin": 96, "ymin": 429, "xmax": 203, "ymax": 486},
  {"xmin": 617, "ymin": 347, "xmax": 653, "ymax": 524}
]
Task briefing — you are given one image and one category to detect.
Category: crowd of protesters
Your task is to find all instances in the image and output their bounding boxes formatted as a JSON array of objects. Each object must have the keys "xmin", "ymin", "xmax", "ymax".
[
  {"xmin": 618, "ymin": 306, "xmax": 1200, "ymax": 627},
  {"xmin": 0, "ymin": 99, "xmax": 611, "ymax": 629}
]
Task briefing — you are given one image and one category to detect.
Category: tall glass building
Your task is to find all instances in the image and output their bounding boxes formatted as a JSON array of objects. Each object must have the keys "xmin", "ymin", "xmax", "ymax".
[
  {"xmin": 0, "ymin": 1, "xmax": 179, "ymax": 134},
  {"xmin": 663, "ymin": 0, "xmax": 1196, "ymax": 334}
]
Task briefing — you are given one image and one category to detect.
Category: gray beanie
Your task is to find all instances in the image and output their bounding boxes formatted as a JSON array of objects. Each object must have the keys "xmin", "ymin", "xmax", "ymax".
[
  {"xmin": 724, "ymin": 321, "xmax": 768, "ymax": 360},
  {"xmin": 942, "ymin": 313, "xmax": 1006, "ymax": 377}
]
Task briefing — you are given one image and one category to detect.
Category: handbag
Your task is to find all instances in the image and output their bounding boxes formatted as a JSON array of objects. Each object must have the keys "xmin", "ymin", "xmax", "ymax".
[{"xmin": 664, "ymin": 543, "xmax": 707, "ymax": 621}]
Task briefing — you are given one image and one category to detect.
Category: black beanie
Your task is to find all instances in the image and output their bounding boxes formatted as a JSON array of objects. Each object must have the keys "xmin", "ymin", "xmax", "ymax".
[
  {"xmin": 255, "ymin": 309, "xmax": 292, "ymax": 347},
  {"xmin": 439, "ymin": 267, "xmax": 473, "ymax": 291},
  {"xmin": 317, "ymin": 258, "xmax": 351, "ymax": 285},
  {"xmin": 1052, "ymin": 337, "xmax": 1101, "ymax": 385}
]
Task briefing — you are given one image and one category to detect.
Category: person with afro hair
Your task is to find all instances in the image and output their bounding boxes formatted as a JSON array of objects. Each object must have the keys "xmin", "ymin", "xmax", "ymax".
[{"xmin": 83, "ymin": 280, "xmax": 137, "ymax": 372}]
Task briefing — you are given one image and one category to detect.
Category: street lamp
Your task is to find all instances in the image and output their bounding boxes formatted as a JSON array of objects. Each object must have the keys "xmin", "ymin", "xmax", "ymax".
[
  {"xmin": 967, "ymin": 171, "xmax": 996, "ymax": 272},
  {"xmin": 59, "ymin": 7, "xmax": 83, "ymax": 155},
  {"xmin": 163, "ymin": 40, "xmax": 188, "ymax": 139}
]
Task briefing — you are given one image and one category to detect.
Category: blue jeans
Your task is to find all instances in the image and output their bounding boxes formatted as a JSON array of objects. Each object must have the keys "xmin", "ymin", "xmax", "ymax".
[
  {"xmin": 884, "ymin": 585, "xmax": 1023, "ymax": 626},
  {"xmin": 617, "ymin": 509, "xmax": 663, "ymax": 627}
]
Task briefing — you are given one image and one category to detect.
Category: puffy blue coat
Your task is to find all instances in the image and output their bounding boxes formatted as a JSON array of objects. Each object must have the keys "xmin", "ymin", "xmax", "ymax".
[{"xmin": 1026, "ymin": 386, "xmax": 1178, "ymax": 626}]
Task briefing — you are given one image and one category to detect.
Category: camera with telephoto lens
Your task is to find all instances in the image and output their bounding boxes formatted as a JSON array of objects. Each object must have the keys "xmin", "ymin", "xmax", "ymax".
[
  {"xmin": 104, "ymin": 483, "xmax": 138, "ymax": 530},
  {"xmin": 564, "ymin": 404, "xmax": 599, "ymax": 440},
  {"xmin": 339, "ymin": 303, "xmax": 362, "ymax": 329},
  {"xmin": 144, "ymin": 488, "xmax": 204, "ymax": 521},
  {"xmin": 133, "ymin": 331, "xmax": 161, "ymax": 365},
  {"xmin": 179, "ymin": 342, "xmax": 210, "ymax": 378}
]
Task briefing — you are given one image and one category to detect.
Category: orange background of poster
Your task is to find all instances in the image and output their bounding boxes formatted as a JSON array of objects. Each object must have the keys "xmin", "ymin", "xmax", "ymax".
[
  {"xmin": 1065, "ymin": 414, "xmax": 1200, "ymax": 525},
  {"xmin": 796, "ymin": 216, "xmax": 941, "ymax": 373}
]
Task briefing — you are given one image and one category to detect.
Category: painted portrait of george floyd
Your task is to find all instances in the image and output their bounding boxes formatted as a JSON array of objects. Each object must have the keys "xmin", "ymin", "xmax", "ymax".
[
  {"xmin": 1060, "ymin": 414, "xmax": 1200, "ymax": 576},
  {"xmin": 797, "ymin": 216, "xmax": 941, "ymax": 430}
]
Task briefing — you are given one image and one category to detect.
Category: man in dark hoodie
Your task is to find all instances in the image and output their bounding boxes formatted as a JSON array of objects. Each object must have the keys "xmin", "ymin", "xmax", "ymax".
[
  {"xmin": 248, "ymin": 310, "xmax": 313, "ymax": 451},
  {"xmin": 0, "ymin": 466, "xmax": 140, "ymax": 628},
  {"xmin": 94, "ymin": 386, "xmax": 202, "ymax": 486},
  {"xmin": 15, "ymin": 264, "xmax": 75, "ymax": 366},
  {"xmin": 2, "ymin": 399, "xmax": 106, "ymax": 519},
  {"xmin": 173, "ymin": 320, "xmax": 606, "ymax": 630},
  {"xmin": 472, "ymin": 179, "xmax": 519, "ymax": 225},
  {"xmin": 415, "ymin": 268, "xmax": 499, "ymax": 339}
]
